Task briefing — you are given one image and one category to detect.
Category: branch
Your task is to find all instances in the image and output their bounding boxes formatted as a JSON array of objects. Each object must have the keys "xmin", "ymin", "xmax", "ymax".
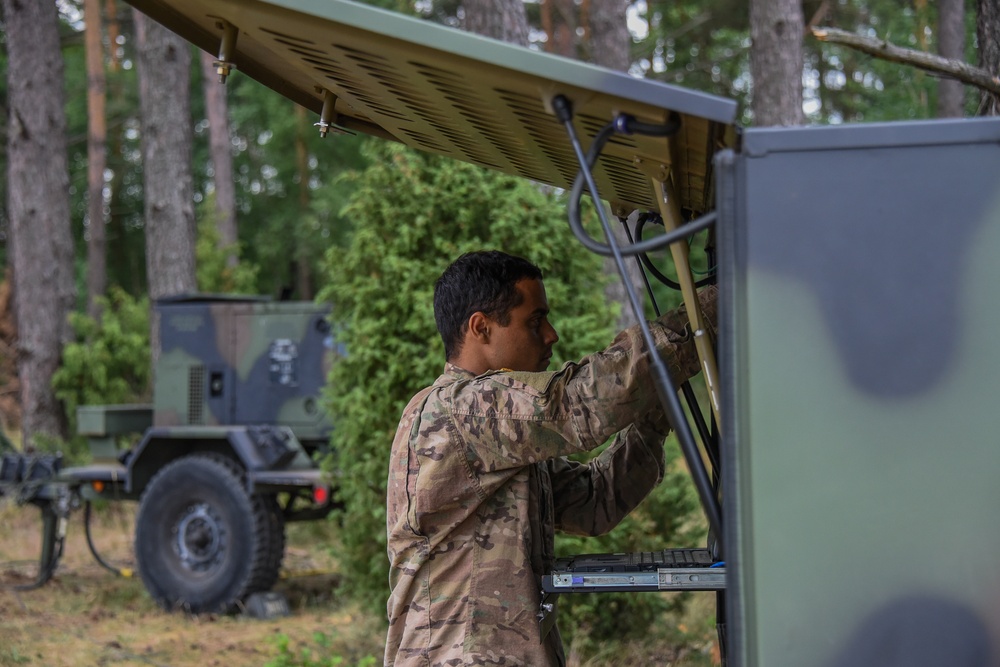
[{"xmin": 812, "ymin": 26, "xmax": 1000, "ymax": 97}]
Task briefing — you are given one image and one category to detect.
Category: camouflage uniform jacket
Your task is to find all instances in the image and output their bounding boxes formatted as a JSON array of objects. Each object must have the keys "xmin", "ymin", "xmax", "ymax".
[{"xmin": 385, "ymin": 300, "xmax": 707, "ymax": 667}]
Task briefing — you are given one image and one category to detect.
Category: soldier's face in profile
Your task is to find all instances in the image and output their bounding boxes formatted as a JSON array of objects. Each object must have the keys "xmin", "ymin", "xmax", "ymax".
[{"xmin": 488, "ymin": 278, "xmax": 559, "ymax": 372}]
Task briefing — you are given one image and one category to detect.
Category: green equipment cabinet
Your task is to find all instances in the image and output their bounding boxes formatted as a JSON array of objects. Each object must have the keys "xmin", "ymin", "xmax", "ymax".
[{"xmin": 718, "ymin": 119, "xmax": 1000, "ymax": 667}]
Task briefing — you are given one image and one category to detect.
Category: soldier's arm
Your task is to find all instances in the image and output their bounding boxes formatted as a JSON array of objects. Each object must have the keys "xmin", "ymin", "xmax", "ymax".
[
  {"xmin": 548, "ymin": 420, "xmax": 669, "ymax": 536},
  {"xmin": 453, "ymin": 290, "xmax": 713, "ymax": 470}
]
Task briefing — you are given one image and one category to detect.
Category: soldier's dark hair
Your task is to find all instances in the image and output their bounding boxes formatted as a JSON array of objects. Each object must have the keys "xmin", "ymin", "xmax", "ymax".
[{"xmin": 434, "ymin": 250, "xmax": 543, "ymax": 361}]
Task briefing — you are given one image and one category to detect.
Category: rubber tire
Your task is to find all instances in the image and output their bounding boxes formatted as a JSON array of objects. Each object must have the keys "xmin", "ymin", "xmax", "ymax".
[
  {"xmin": 253, "ymin": 494, "xmax": 286, "ymax": 592},
  {"xmin": 203, "ymin": 452, "xmax": 285, "ymax": 593},
  {"xmin": 134, "ymin": 454, "xmax": 277, "ymax": 613},
  {"xmin": 201, "ymin": 453, "xmax": 286, "ymax": 594}
]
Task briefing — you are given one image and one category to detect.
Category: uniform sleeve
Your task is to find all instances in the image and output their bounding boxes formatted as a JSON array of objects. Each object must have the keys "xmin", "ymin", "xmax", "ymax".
[
  {"xmin": 451, "ymin": 286, "xmax": 716, "ymax": 473},
  {"xmin": 548, "ymin": 420, "xmax": 668, "ymax": 536}
]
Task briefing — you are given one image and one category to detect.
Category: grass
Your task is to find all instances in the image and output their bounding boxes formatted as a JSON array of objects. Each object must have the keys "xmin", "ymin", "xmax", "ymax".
[{"xmin": 0, "ymin": 502, "xmax": 383, "ymax": 667}]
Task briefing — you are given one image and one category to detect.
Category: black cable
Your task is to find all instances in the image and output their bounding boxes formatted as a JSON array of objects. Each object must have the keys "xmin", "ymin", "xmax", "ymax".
[
  {"xmin": 635, "ymin": 213, "xmax": 716, "ymax": 290},
  {"xmin": 85, "ymin": 501, "xmax": 126, "ymax": 576},
  {"xmin": 564, "ymin": 111, "xmax": 716, "ymax": 257},
  {"xmin": 552, "ymin": 94, "xmax": 723, "ymax": 547}
]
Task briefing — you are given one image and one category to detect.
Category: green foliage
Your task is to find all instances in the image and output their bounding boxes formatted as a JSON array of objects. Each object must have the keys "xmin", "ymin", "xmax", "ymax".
[
  {"xmin": 636, "ymin": 0, "xmax": 751, "ymax": 115},
  {"xmin": 195, "ymin": 195, "xmax": 260, "ymax": 294},
  {"xmin": 52, "ymin": 287, "xmax": 151, "ymax": 455},
  {"xmin": 0, "ymin": 646, "xmax": 31, "ymax": 666},
  {"xmin": 224, "ymin": 77, "xmax": 370, "ymax": 297},
  {"xmin": 317, "ymin": 142, "xmax": 617, "ymax": 618},
  {"xmin": 265, "ymin": 632, "xmax": 377, "ymax": 667}
]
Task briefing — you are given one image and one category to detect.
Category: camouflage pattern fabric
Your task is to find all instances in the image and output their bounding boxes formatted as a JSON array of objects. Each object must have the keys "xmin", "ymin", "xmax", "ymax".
[{"xmin": 385, "ymin": 287, "xmax": 716, "ymax": 666}]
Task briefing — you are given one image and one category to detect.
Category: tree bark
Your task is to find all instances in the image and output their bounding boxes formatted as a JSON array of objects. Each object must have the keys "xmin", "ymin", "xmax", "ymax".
[
  {"xmin": 134, "ymin": 11, "xmax": 197, "ymax": 359},
  {"xmin": 85, "ymin": 0, "xmax": 109, "ymax": 319},
  {"xmin": 200, "ymin": 50, "xmax": 238, "ymax": 268},
  {"xmin": 587, "ymin": 0, "xmax": 645, "ymax": 328},
  {"xmin": 461, "ymin": 0, "xmax": 530, "ymax": 46},
  {"xmin": 587, "ymin": 0, "xmax": 629, "ymax": 70},
  {"xmin": 978, "ymin": 0, "xmax": 1000, "ymax": 115},
  {"xmin": 3, "ymin": 0, "xmax": 77, "ymax": 445},
  {"xmin": 551, "ymin": 0, "xmax": 576, "ymax": 57},
  {"xmin": 939, "ymin": 0, "xmax": 966, "ymax": 117},
  {"xmin": 750, "ymin": 0, "xmax": 806, "ymax": 126},
  {"xmin": 541, "ymin": 0, "xmax": 554, "ymax": 52},
  {"xmin": 106, "ymin": 0, "xmax": 121, "ymax": 66}
]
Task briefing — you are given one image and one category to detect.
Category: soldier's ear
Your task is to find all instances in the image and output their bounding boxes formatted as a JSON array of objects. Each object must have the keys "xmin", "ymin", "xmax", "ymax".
[{"xmin": 468, "ymin": 311, "xmax": 490, "ymax": 343}]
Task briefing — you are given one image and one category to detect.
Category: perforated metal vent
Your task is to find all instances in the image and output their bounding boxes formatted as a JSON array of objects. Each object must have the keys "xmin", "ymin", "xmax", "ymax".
[
  {"xmin": 188, "ymin": 365, "xmax": 205, "ymax": 425},
  {"xmin": 127, "ymin": 0, "xmax": 736, "ymax": 214}
]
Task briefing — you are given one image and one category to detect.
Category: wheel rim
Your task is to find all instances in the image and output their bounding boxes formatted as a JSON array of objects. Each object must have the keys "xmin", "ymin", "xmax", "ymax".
[{"xmin": 173, "ymin": 503, "xmax": 225, "ymax": 572}]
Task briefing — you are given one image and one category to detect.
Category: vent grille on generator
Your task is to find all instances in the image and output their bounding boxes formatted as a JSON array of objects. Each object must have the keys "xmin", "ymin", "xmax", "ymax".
[{"xmin": 188, "ymin": 366, "xmax": 205, "ymax": 425}]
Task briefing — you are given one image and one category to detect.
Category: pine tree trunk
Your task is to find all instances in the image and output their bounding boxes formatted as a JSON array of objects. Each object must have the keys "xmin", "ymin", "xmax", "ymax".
[
  {"xmin": 587, "ymin": 0, "xmax": 645, "ymax": 328},
  {"xmin": 939, "ymin": 0, "xmax": 967, "ymax": 117},
  {"xmin": 541, "ymin": 0, "xmax": 554, "ymax": 52},
  {"xmin": 3, "ymin": 0, "xmax": 76, "ymax": 445},
  {"xmin": 85, "ymin": 0, "xmax": 109, "ymax": 318},
  {"xmin": 551, "ymin": 0, "xmax": 576, "ymax": 57},
  {"xmin": 135, "ymin": 11, "xmax": 197, "ymax": 299},
  {"xmin": 461, "ymin": 0, "xmax": 530, "ymax": 46},
  {"xmin": 200, "ymin": 50, "xmax": 238, "ymax": 268},
  {"xmin": 586, "ymin": 0, "xmax": 628, "ymax": 70},
  {"xmin": 978, "ymin": 0, "xmax": 1000, "ymax": 115},
  {"xmin": 134, "ymin": 11, "xmax": 197, "ymax": 361},
  {"xmin": 750, "ymin": 0, "xmax": 805, "ymax": 126}
]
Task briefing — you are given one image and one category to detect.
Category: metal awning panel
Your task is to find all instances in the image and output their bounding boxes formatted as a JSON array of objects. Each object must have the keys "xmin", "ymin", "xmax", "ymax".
[{"xmin": 127, "ymin": 0, "xmax": 737, "ymax": 214}]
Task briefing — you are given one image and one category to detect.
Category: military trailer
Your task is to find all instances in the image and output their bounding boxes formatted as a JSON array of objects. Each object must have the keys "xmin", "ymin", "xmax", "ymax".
[{"xmin": 2, "ymin": 295, "xmax": 336, "ymax": 613}]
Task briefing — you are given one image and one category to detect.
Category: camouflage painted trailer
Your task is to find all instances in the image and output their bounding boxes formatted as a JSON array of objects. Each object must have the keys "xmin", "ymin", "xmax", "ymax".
[
  {"xmin": 13, "ymin": 0, "xmax": 996, "ymax": 661},
  {"xmin": 42, "ymin": 295, "xmax": 337, "ymax": 613}
]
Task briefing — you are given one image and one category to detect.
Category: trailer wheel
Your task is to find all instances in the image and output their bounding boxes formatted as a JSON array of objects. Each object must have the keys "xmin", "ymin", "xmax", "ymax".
[
  {"xmin": 134, "ymin": 454, "xmax": 279, "ymax": 613},
  {"xmin": 253, "ymin": 494, "xmax": 286, "ymax": 592}
]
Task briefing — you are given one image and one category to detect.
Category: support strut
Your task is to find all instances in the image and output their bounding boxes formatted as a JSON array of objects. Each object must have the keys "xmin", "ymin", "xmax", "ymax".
[{"xmin": 654, "ymin": 178, "xmax": 723, "ymax": 431}]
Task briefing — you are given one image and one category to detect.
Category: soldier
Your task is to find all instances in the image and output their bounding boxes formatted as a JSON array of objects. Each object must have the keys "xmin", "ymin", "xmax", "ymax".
[{"xmin": 385, "ymin": 250, "xmax": 716, "ymax": 666}]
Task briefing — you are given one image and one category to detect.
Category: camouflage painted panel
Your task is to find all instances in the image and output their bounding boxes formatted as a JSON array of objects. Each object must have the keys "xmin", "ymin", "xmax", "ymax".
[
  {"xmin": 724, "ymin": 119, "xmax": 1000, "ymax": 667},
  {"xmin": 154, "ymin": 298, "xmax": 334, "ymax": 441}
]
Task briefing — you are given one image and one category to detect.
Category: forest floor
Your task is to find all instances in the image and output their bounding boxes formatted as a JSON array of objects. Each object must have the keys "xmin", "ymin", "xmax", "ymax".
[
  {"xmin": 0, "ymin": 501, "xmax": 719, "ymax": 667},
  {"xmin": 0, "ymin": 501, "xmax": 383, "ymax": 667}
]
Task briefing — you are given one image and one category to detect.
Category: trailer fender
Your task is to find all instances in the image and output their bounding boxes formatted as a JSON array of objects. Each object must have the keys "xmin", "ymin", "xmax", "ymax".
[{"xmin": 125, "ymin": 425, "xmax": 308, "ymax": 495}]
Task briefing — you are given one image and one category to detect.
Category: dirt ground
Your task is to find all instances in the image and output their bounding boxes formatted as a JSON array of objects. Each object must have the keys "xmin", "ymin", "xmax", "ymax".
[{"xmin": 0, "ymin": 502, "xmax": 383, "ymax": 667}]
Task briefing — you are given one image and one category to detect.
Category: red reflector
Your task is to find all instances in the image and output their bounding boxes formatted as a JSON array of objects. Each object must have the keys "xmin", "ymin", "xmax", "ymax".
[
  {"xmin": 313, "ymin": 485, "xmax": 329, "ymax": 505},
  {"xmin": 92, "ymin": 480, "xmax": 105, "ymax": 493}
]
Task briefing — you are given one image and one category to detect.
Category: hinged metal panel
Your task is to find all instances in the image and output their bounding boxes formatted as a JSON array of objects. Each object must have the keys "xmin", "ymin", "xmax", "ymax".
[{"xmin": 126, "ymin": 0, "xmax": 737, "ymax": 215}]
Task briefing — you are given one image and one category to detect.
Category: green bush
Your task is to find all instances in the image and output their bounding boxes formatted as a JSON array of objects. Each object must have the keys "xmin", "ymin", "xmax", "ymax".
[
  {"xmin": 53, "ymin": 287, "xmax": 151, "ymax": 458},
  {"xmin": 195, "ymin": 195, "xmax": 260, "ymax": 294},
  {"xmin": 265, "ymin": 632, "xmax": 377, "ymax": 667}
]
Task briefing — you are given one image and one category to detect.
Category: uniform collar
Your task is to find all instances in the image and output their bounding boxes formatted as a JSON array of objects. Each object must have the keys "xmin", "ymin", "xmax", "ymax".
[{"xmin": 441, "ymin": 362, "xmax": 477, "ymax": 382}]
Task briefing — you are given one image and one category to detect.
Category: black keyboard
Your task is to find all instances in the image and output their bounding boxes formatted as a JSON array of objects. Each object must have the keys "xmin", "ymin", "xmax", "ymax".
[
  {"xmin": 543, "ymin": 548, "xmax": 724, "ymax": 593},
  {"xmin": 552, "ymin": 548, "xmax": 715, "ymax": 572}
]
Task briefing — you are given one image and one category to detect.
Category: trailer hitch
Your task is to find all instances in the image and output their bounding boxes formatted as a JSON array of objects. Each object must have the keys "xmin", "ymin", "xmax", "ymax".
[{"xmin": 0, "ymin": 452, "xmax": 73, "ymax": 590}]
